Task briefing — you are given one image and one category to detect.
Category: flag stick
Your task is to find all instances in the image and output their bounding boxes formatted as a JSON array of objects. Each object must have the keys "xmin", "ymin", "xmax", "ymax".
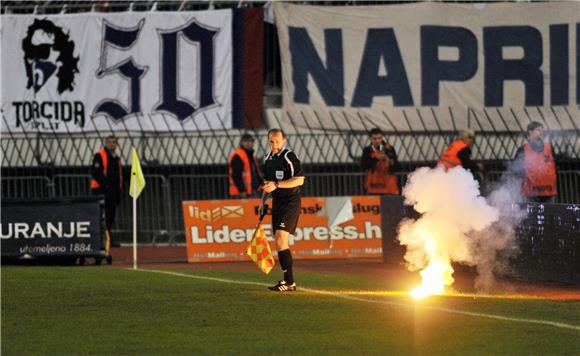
[
  {"xmin": 133, "ymin": 173, "xmax": 137, "ymax": 270},
  {"xmin": 259, "ymin": 191, "xmax": 269, "ymax": 223}
]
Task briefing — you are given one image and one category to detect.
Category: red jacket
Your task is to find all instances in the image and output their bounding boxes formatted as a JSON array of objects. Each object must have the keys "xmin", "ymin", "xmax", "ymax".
[
  {"xmin": 437, "ymin": 140, "xmax": 469, "ymax": 170},
  {"xmin": 363, "ymin": 145, "xmax": 399, "ymax": 195},
  {"xmin": 228, "ymin": 147, "xmax": 261, "ymax": 196},
  {"xmin": 521, "ymin": 142, "xmax": 557, "ymax": 197}
]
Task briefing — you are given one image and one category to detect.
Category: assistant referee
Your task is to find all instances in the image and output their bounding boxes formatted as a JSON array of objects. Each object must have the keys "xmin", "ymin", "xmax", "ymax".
[{"xmin": 261, "ymin": 128, "xmax": 305, "ymax": 292}]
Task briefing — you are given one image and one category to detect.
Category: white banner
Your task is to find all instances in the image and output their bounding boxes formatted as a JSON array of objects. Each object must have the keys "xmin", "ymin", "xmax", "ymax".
[
  {"xmin": 274, "ymin": 2, "xmax": 580, "ymax": 131},
  {"xmin": 1, "ymin": 10, "xmax": 233, "ymax": 133}
]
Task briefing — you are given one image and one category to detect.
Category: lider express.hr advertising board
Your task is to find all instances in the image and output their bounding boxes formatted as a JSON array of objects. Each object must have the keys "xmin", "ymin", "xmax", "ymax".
[{"xmin": 182, "ymin": 196, "xmax": 382, "ymax": 262}]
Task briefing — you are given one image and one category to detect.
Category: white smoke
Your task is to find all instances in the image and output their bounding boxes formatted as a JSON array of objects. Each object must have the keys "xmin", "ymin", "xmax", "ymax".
[
  {"xmin": 398, "ymin": 165, "xmax": 524, "ymax": 293},
  {"xmin": 471, "ymin": 165, "xmax": 525, "ymax": 290}
]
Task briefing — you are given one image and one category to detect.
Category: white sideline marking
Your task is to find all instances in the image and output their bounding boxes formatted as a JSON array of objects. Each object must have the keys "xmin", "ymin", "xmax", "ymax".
[{"xmin": 131, "ymin": 268, "xmax": 580, "ymax": 332}]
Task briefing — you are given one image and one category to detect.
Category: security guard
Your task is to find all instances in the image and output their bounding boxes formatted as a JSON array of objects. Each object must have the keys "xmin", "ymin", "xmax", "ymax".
[
  {"xmin": 261, "ymin": 128, "xmax": 305, "ymax": 292},
  {"xmin": 90, "ymin": 135, "xmax": 123, "ymax": 247},
  {"xmin": 361, "ymin": 128, "xmax": 400, "ymax": 195},
  {"xmin": 228, "ymin": 133, "xmax": 263, "ymax": 198},
  {"xmin": 438, "ymin": 129, "xmax": 483, "ymax": 183},
  {"xmin": 514, "ymin": 121, "xmax": 557, "ymax": 203}
]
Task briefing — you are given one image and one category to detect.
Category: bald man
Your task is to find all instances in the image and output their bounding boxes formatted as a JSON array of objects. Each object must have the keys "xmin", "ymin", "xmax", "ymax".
[{"xmin": 261, "ymin": 129, "xmax": 305, "ymax": 292}]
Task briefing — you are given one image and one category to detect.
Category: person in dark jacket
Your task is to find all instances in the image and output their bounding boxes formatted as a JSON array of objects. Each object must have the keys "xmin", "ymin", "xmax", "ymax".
[
  {"xmin": 228, "ymin": 133, "xmax": 263, "ymax": 198},
  {"xmin": 90, "ymin": 135, "xmax": 123, "ymax": 247},
  {"xmin": 361, "ymin": 128, "xmax": 400, "ymax": 195}
]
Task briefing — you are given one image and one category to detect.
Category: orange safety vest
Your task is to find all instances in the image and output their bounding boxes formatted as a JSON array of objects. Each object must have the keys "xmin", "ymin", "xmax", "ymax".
[
  {"xmin": 90, "ymin": 148, "xmax": 123, "ymax": 190},
  {"xmin": 437, "ymin": 140, "xmax": 469, "ymax": 170},
  {"xmin": 228, "ymin": 148, "xmax": 259, "ymax": 196},
  {"xmin": 364, "ymin": 147, "xmax": 399, "ymax": 195},
  {"xmin": 522, "ymin": 142, "xmax": 557, "ymax": 197}
]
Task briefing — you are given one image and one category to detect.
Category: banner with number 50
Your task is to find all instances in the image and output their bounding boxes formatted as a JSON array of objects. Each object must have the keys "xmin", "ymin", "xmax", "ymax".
[{"xmin": 1, "ymin": 10, "xmax": 254, "ymax": 133}]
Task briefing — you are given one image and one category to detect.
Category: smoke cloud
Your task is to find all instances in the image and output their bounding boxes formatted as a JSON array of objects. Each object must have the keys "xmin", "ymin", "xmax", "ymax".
[
  {"xmin": 472, "ymin": 164, "xmax": 525, "ymax": 290},
  {"xmin": 398, "ymin": 165, "xmax": 524, "ymax": 294}
]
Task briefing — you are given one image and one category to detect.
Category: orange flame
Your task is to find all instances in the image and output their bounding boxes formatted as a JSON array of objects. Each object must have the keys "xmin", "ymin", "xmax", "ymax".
[{"xmin": 410, "ymin": 255, "xmax": 454, "ymax": 299}]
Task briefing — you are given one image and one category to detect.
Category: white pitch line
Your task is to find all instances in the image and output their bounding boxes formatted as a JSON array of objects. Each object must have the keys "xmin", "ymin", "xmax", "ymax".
[{"xmin": 130, "ymin": 268, "xmax": 580, "ymax": 332}]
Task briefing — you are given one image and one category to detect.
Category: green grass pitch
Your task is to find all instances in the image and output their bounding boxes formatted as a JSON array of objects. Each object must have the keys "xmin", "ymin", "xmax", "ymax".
[{"xmin": 2, "ymin": 266, "xmax": 579, "ymax": 355}]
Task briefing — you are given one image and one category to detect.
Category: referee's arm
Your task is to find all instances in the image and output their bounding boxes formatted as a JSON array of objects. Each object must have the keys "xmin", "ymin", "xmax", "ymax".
[
  {"xmin": 277, "ymin": 176, "xmax": 305, "ymax": 188},
  {"xmin": 262, "ymin": 176, "xmax": 304, "ymax": 193}
]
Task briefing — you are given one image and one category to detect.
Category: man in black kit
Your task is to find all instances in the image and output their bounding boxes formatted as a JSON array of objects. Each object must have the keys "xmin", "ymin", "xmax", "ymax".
[{"xmin": 261, "ymin": 128, "xmax": 305, "ymax": 292}]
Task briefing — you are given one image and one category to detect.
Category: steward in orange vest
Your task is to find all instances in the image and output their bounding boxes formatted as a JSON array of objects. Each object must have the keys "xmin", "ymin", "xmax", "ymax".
[
  {"xmin": 90, "ymin": 136, "xmax": 123, "ymax": 246},
  {"xmin": 514, "ymin": 122, "xmax": 557, "ymax": 203},
  {"xmin": 229, "ymin": 134, "xmax": 263, "ymax": 197},
  {"xmin": 437, "ymin": 129, "xmax": 483, "ymax": 183},
  {"xmin": 361, "ymin": 128, "xmax": 400, "ymax": 195}
]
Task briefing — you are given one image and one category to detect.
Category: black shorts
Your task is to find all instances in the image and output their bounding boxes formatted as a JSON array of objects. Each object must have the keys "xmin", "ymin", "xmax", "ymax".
[{"xmin": 272, "ymin": 195, "xmax": 301, "ymax": 234}]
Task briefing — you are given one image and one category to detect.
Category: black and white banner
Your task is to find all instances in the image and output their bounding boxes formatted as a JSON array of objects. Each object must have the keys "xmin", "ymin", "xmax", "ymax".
[
  {"xmin": 1, "ymin": 10, "xmax": 233, "ymax": 132},
  {"xmin": 274, "ymin": 2, "xmax": 580, "ymax": 131},
  {"xmin": 0, "ymin": 199, "xmax": 103, "ymax": 257}
]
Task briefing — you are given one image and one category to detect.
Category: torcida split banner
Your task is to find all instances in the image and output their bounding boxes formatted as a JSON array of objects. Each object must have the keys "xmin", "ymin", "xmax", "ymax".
[
  {"xmin": 274, "ymin": 2, "xmax": 580, "ymax": 131},
  {"xmin": 182, "ymin": 196, "xmax": 382, "ymax": 263},
  {"xmin": 1, "ymin": 9, "xmax": 263, "ymax": 133}
]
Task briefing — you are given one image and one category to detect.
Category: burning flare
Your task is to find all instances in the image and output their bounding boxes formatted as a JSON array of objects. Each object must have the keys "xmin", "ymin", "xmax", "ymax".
[
  {"xmin": 398, "ymin": 167, "xmax": 499, "ymax": 298},
  {"xmin": 411, "ymin": 258, "xmax": 454, "ymax": 298}
]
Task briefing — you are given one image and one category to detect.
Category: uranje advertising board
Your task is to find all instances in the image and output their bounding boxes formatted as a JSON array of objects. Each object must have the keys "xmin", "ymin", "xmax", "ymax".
[{"xmin": 1, "ymin": 198, "xmax": 103, "ymax": 257}]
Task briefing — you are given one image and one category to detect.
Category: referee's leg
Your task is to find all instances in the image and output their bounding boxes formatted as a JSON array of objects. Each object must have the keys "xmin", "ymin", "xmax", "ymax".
[
  {"xmin": 275, "ymin": 230, "xmax": 294, "ymax": 285},
  {"xmin": 268, "ymin": 195, "xmax": 299, "ymax": 291}
]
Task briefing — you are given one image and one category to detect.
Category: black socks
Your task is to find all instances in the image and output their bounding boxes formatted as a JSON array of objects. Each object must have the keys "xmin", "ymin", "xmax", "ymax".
[{"xmin": 278, "ymin": 248, "xmax": 294, "ymax": 284}]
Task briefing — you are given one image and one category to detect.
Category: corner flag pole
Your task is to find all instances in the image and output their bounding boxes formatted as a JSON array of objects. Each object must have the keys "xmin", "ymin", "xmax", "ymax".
[
  {"xmin": 129, "ymin": 147, "xmax": 146, "ymax": 270},
  {"xmin": 133, "ymin": 173, "xmax": 137, "ymax": 270}
]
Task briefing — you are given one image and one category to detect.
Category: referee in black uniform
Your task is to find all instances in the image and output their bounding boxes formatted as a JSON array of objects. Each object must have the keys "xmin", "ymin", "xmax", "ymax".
[{"xmin": 261, "ymin": 128, "xmax": 305, "ymax": 292}]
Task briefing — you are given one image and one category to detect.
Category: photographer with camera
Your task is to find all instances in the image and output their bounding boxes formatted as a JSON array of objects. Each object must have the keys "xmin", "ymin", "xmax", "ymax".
[{"xmin": 361, "ymin": 128, "xmax": 400, "ymax": 195}]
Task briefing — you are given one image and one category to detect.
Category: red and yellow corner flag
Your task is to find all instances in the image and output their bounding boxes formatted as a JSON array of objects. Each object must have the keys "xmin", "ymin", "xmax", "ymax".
[
  {"xmin": 129, "ymin": 148, "xmax": 146, "ymax": 199},
  {"xmin": 246, "ymin": 222, "xmax": 275, "ymax": 274}
]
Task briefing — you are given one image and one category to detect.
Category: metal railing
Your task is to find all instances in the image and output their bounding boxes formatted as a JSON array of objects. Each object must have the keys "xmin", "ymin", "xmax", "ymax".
[
  {"xmin": 2, "ymin": 107, "xmax": 578, "ymax": 167},
  {"xmin": 2, "ymin": 170, "xmax": 578, "ymax": 244},
  {"xmin": 1, "ymin": 176, "xmax": 53, "ymax": 199}
]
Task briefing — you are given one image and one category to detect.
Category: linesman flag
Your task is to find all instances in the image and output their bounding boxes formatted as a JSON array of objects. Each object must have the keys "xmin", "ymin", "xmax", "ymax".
[
  {"xmin": 129, "ymin": 148, "xmax": 146, "ymax": 199},
  {"xmin": 246, "ymin": 222, "xmax": 275, "ymax": 274}
]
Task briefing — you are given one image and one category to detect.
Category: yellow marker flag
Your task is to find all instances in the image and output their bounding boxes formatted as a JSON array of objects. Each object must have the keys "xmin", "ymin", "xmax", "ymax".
[
  {"xmin": 129, "ymin": 148, "xmax": 146, "ymax": 199},
  {"xmin": 246, "ymin": 222, "xmax": 275, "ymax": 274}
]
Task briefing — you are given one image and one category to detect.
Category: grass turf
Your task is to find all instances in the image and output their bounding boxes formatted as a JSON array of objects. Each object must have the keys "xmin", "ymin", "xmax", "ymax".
[{"xmin": 2, "ymin": 266, "xmax": 579, "ymax": 355}]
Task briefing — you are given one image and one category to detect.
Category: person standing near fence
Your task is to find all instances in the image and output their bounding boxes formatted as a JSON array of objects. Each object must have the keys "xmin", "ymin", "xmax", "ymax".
[
  {"xmin": 261, "ymin": 128, "xmax": 305, "ymax": 292},
  {"xmin": 90, "ymin": 135, "xmax": 123, "ymax": 247},
  {"xmin": 361, "ymin": 128, "xmax": 400, "ymax": 195},
  {"xmin": 228, "ymin": 133, "xmax": 263, "ymax": 198},
  {"xmin": 513, "ymin": 121, "xmax": 557, "ymax": 203},
  {"xmin": 437, "ymin": 129, "xmax": 484, "ymax": 184}
]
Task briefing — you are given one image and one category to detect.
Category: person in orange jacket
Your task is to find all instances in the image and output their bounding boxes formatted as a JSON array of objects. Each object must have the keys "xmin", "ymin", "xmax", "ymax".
[
  {"xmin": 90, "ymin": 135, "xmax": 123, "ymax": 247},
  {"xmin": 513, "ymin": 121, "xmax": 557, "ymax": 203},
  {"xmin": 228, "ymin": 133, "xmax": 263, "ymax": 198},
  {"xmin": 361, "ymin": 128, "xmax": 400, "ymax": 195},
  {"xmin": 437, "ymin": 129, "xmax": 483, "ymax": 184}
]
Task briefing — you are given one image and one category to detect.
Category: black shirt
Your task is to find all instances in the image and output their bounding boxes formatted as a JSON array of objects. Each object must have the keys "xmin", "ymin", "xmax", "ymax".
[
  {"xmin": 264, "ymin": 148, "xmax": 304, "ymax": 199},
  {"xmin": 361, "ymin": 144, "xmax": 399, "ymax": 172}
]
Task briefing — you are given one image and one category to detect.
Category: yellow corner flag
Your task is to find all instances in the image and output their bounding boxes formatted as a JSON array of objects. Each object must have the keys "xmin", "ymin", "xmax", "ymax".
[
  {"xmin": 129, "ymin": 148, "xmax": 146, "ymax": 199},
  {"xmin": 246, "ymin": 222, "xmax": 275, "ymax": 274}
]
